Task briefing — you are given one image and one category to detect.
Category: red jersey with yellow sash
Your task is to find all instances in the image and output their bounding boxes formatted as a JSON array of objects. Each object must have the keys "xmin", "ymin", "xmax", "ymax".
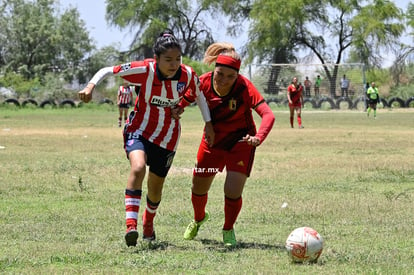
[{"xmin": 198, "ymin": 71, "xmax": 265, "ymax": 150}]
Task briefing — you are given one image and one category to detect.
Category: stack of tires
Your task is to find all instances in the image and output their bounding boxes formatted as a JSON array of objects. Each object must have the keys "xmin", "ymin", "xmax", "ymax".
[
  {"xmin": 1, "ymin": 98, "xmax": 115, "ymax": 108},
  {"xmin": 265, "ymin": 96, "xmax": 410, "ymax": 110}
]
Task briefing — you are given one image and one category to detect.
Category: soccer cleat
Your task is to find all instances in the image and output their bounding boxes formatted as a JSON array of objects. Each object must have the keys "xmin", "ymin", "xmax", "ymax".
[
  {"xmin": 142, "ymin": 221, "xmax": 155, "ymax": 241},
  {"xmin": 183, "ymin": 211, "xmax": 210, "ymax": 240},
  {"xmin": 222, "ymin": 229, "xmax": 237, "ymax": 247},
  {"xmin": 299, "ymin": 125, "xmax": 304, "ymax": 129},
  {"xmin": 143, "ymin": 231, "xmax": 156, "ymax": 242},
  {"xmin": 125, "ymin": 226, "xmax": 138, "ymax": 247}
]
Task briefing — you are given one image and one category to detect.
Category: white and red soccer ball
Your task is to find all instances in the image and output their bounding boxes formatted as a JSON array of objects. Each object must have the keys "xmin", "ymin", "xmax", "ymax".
[{"xmin": 285, "ymin": 227, "xmax": 324, "ymax": 263}]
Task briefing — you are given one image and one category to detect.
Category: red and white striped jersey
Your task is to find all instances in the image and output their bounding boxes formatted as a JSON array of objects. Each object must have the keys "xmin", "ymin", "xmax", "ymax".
[
  {"xmin": 117, "ymin": 86, "xmax": 133, "ymax": 104},
  {"xmin": 90, "ymin": 59, "xmax": 206, "ymax": 151}
]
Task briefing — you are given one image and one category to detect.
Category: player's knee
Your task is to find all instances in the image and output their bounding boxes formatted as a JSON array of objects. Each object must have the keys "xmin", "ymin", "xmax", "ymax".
[{"xmin": 131, "ymin": 161, "xmax": 146, "ymax": 175}]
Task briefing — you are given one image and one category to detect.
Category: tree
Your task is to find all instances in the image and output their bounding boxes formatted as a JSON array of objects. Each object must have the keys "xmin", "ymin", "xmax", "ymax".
[
  {"xmin": 220, "ymin": 0, "xmax": 405, "ymax": 97},
  {"xmin": 105, "ymin": 0, "xmax": 215, "ymax": 59},
  {"xmin": 1, "ymin": 0, "xmax": 58, "ymax": 79},
  {"xmin": 245, "ymin": 0, "xmax": 324, "ymax": 94},
  {"xmin": 81, "ymin": 46, "xmax": 121, "ymax": 87},
  {"xmin": 389, "ymin": 2, "xmax": 414, "ymax": 86},
  {"xmin": 56, "ymin": 7, "xmax": 94, "ymax": 83},
  {"xmin": 0, "ymin": 0, "xmax": 94, "ymax": 82}
]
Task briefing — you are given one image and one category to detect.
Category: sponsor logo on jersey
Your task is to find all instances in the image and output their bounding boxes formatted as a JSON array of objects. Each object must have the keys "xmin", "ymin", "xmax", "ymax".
[{"xmin": 151, "ymin": 96, "xmax": 180, "ymax": 107}]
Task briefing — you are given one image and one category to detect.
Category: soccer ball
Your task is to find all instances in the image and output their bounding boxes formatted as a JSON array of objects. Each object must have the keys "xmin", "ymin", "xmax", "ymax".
[{"xmin": 285, "ymin": 227, "xmax": 324, "ymax": 263}]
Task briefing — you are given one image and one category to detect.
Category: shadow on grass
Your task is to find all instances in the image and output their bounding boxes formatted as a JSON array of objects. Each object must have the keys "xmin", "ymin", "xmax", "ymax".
[
  {"xmin": 124, "ymin": 239, "xmax": 286, "ymax": 253},
  {"xmin": 200, "ymin": 238, "xmax": 286, "ymax": 252},
  {"xmin": 127, "ymin": 240, "xmax": 177, "ymax": 252}
]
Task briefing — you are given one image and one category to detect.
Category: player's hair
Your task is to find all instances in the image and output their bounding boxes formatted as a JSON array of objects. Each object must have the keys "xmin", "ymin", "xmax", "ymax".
[
  {"xmin": 203, "ymin": 42, "xmax": 241, "ymax": 65},
  {"xmin": 153, "ymin": 29, "xmax": 181, "ymax": 57}
]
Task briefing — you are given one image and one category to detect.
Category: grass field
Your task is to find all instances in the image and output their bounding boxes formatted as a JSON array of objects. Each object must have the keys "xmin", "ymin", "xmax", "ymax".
[{"xmin": 0, "ymin": 105, "xmax": 413, "ymax": 274}]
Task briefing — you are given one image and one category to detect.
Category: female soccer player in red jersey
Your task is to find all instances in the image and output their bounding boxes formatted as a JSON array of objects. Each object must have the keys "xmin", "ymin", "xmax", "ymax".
[
  {"xmin": 287, "ymin": 77, "xmax": 304, "ymax": 128},
  {"xmin": 78, "ymin": 30, "xmax": 214, "ymax": 247},
  {"xmin": 178, "ymin": 42, "xmax": 275, "ymax": 247}
]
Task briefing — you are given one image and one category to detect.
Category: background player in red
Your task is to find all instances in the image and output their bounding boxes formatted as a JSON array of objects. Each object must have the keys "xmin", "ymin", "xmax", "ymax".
[
  {"xmin": 117, "ymin": 80, "xmax": 133, "ymax": 127},
  {"xmin": 78, "ymin": 30, "xmax": 214, "ymax": 247},
  {"xmin": 177, "ymin": 42, "xmax": 275, "ymax": 247},
  {"xmin": 287, "ymin": 77, "xmax": 304, "ymax": 128}
]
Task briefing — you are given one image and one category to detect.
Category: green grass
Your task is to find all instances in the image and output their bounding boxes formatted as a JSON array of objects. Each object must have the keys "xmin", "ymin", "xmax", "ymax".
[{"xmin": 0, "ymin": 106, "xmax": 413, "ymax": 274}]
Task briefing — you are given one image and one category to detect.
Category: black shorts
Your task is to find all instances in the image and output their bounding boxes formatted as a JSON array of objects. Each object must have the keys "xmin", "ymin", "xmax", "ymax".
[
  {"xmin": 368, "ymin": 98, "xmax": 379, "ymax": 105},
  {"xmin": 123, "ymin": 133, "xmax": 175, "ymax": 178},
  {"xmin": 119, "ymin": 103, "xmax": 130, "ymax": 109}
]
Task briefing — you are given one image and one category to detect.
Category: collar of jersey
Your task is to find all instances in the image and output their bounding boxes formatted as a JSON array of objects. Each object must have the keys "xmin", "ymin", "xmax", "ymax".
[{"xmin": 156, "ymin": 64, "xmax": 182, "ymax": 81}]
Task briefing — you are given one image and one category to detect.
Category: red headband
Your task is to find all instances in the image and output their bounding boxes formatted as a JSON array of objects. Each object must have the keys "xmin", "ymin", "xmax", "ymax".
[{"xmin": 216, "ymin": 55, "xmax": 241, "ymax": 71}]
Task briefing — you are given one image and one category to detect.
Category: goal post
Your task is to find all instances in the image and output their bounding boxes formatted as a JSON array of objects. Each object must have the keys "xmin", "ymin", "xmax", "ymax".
[{"xmin": 241, "ymin": 63, "xmax": 367, "ymax": 109}]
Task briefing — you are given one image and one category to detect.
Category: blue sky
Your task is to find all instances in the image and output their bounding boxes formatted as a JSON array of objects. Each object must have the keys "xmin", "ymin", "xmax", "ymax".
[
  {"xmin": 59, "ymin": 0, "xmax": 247, "ymax": 52},
  {"xmin": 60, "ymin": 0, "xmax": 410, "ymax": 57}
]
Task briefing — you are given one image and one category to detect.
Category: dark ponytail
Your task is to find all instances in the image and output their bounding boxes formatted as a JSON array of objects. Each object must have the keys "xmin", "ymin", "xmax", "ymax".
[{"xmin": 153, "ymin": 29, "xmax": 182, "ymax": 57}]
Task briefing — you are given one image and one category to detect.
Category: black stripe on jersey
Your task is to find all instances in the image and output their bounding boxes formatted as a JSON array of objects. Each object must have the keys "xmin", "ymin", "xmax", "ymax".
[
  {"xmin": 252, "ymin": 99, "xmax": 266, "ymax": 109},
  {"xmin": 182, "ymin": 95, "xmax": 195, "ymax": 104}
]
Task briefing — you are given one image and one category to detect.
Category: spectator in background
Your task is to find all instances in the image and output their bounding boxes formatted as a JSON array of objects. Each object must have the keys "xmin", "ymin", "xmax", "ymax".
[
  {"xmin": 366, "ymin": 82, "xmax": 380, "ymax": 119},
  {"xmin": 304, "ymin": 76, "xmax": 312, "ymax": 97},
  {"xmin": 117, "ymin": 81, "xmax": 133, "ymax": 127},
  {"xmin": 340, "ymin": 74, "xmax": 350, "ymax": 98},
  {"xmin": 314, "ymin": 75, "xmax": 321, "ymax": 97}
]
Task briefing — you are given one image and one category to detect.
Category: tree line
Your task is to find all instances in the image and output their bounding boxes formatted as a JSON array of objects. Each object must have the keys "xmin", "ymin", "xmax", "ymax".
[{"xmin": 1, "ymin": 0, "xmax": 414, "ymax": 100}]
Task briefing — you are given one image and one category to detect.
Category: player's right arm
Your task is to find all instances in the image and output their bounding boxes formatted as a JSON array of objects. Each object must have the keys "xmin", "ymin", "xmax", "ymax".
[
  {"xmin": 78, "ymin": 62, "xmax": 146, "ymax": 103},
  {"xmin": 78, "ymin": 67, "xmax": 114, "ymax": 103}
]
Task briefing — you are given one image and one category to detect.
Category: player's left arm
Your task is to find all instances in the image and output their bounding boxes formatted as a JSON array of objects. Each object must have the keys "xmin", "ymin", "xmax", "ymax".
[
  {"xmin": 245, "ymin": 82, "xmax": 275, "ymax": 146},
  {"xmin": 250, "ymin": 101, "xmax": 275, "ymax": 146}
]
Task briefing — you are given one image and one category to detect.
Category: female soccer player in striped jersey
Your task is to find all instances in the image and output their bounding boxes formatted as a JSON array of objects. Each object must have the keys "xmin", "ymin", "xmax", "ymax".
[
  {"xmin": 78, "ymin": 30, "xmax": 214, "ymax": 247},
  {"xmin": 117, "ymin": 81, "xmax": 133, "ymax": 127},
  {"xmin": 178, "ymin": 42, "xmax": 275, "ymax": 247}
]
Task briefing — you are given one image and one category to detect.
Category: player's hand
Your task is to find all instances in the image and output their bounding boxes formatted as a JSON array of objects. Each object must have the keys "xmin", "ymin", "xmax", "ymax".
[
  {"xmin": 171, "ymin": 106, "xmax": 184, "ymax": 120},
  {"xmin": 204, "ymin": 121, "xmax": 215, "ymax": 147},
  {"xmin": 78, "ymin": 84, "xmax": 95, "ymax": 103},
  {"xmin": 243, "ymin": 134, "xmax": 261, "ymax": 147}
]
